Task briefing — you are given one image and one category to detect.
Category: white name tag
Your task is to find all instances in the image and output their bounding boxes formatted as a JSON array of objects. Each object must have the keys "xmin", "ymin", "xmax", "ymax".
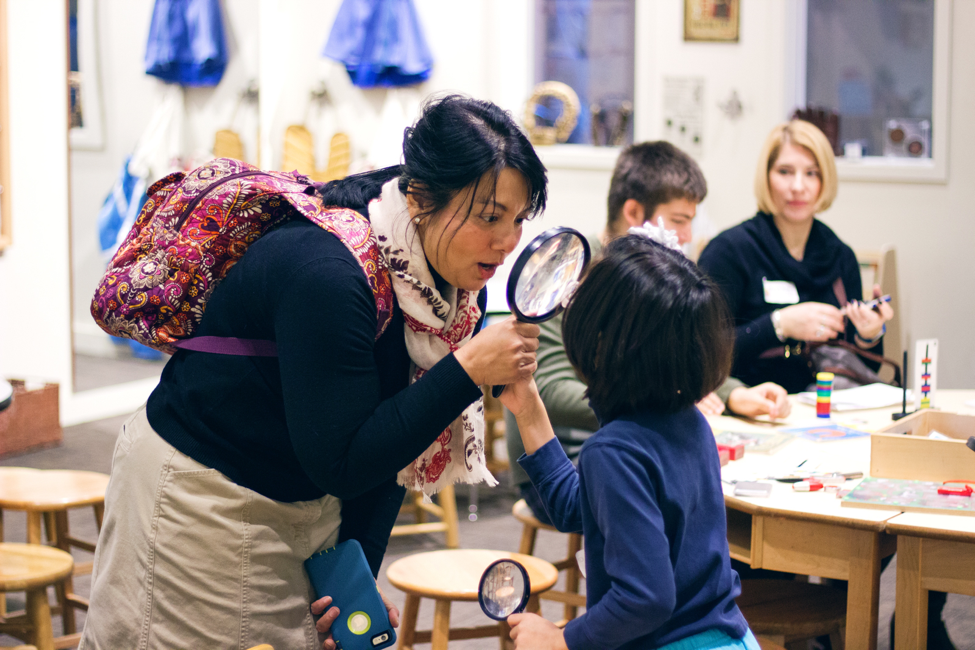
[{"xmin": 762, "ymin": 277, "xmax": 800, "ymax": 305}]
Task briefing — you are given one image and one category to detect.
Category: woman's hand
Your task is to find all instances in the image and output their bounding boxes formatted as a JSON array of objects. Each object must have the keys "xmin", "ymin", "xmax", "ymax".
[
  {"xmin": 727, "ymin": 382, "xmax": 792, "ymax": 420},
  {"xmin": 508, "ymin": 613, "xmax": 568, "ymax": 650},
  {"xmin": 777, "ymin": 302, "xmax": 845, "ymax": 342},
  {"xmin": 695, "ymin": 392, "xmax": 725, "ymax": 416},
  {"xmin": 311, "ymin": 596, "xmax": 340, "ymax": 650},
  {"xmin": 845, "ymin": 284, "xmax": 893, "ymax": 346},
  {"xmin": 312, "ymin": 586, "xmax": 400, "ymax": 650},
  {"xmin": 455, "ymin": 316, "xmax": 540, "ymax": 386}
]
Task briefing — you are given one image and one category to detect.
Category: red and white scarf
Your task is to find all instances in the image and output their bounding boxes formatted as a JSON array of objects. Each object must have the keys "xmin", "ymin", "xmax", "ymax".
[{"xmin": 369, "ymin": 180, "xmax": 497, "ymax": 497}]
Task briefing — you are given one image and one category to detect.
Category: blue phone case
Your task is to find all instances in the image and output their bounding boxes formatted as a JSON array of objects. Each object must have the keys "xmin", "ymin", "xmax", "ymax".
[{"xmin": 304, "ymin": 540, "xmax": 396, "ymax": 650}]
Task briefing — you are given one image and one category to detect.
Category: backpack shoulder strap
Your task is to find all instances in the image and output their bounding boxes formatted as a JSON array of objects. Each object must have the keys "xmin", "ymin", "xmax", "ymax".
[{"xmin": 304, "ymin": 207, "xmax": 393, "ymax": 340}]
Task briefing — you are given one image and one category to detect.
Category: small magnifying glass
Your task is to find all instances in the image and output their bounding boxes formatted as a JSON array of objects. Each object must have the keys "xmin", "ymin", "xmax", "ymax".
[
  {"xmin": 492, "ymin": 227, "xmax": 591, "ymax": 397},
  {"xmin": 478, "ymin": 559, "xmax": 531, "ymax": 620}
]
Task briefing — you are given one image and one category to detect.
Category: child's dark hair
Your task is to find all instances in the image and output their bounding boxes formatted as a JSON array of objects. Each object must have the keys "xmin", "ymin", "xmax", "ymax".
[
  {"xmin": 606, "ymin": 141, "xmax": 706, "ymax": 229},
  {"xmin": 318, "ymin": 94, "xmax": 547, "ymax": 224},
  {"xmin": 562, "ymin": 235, "xmax": 732, "ymax": 419}
]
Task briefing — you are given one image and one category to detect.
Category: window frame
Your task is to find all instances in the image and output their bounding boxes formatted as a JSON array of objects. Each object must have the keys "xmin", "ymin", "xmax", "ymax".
[{"xmin": 786, "ymin": 0, "xmax": 952, "ymax": 184}]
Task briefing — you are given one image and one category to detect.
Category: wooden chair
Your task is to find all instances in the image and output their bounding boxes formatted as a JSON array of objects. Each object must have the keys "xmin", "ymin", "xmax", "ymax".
[
  {"xmin": 386, "ymin": 549, "xmax": 558, "ymax": 650},
  {"xmin": 481, "ymin": 387, "xmax": 509, "ymax": 474},
  {"xmin": 511, "ymin": 499, "xmax": 585, "ymax": 625},
  {"xmin": 736, "ymin": 579, "xmax": 846, "ymax": 650},
  {"xmin": 0, "ymin": 468, "xmax": 109, "ymax": 644},
  {"xmin": 857, "ymin": 245, "xmax": 902, "ymax": 370},
  {"xmin": 0, "ymin": 543, "xmax": 74, "ymax": 650},
  {"xmin": 391, "ymin": 485, "xmax": 460, "ymax": 549}
]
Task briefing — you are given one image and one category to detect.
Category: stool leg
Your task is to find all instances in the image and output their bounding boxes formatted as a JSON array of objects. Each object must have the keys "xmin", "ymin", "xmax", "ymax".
[
  {"xmin": 518, "ymin": 524, "xmax": 537, "ymax": 556},
  {"xmin": 93, "ymin": 503, "xmax": 105, "ymax": 531},
  {"xmin": 431, "ymin": 599, "xmax": 451, "ymax": 650},
  {"xmin": 26, "ymin": 585, "xmax": 55, "ymax": 650},
  {"xmin": 0, "ymin": 508, "xmax": 5, "ymax": 616},
  {"xmin": 26, "ymin": 513, "xmax": 42, "ymax": 545},
  {"xmin": 42, "ymin": 513, "xmax": 57, "ymax": 546},
  {"xmin": 563, "ymin": 533, "xmax": 582, "ymax": 622},
  {"xmin": 53, "ymin": 511, "xmax": 76, "ymax": 634},
  {"xmin": 498, "ymin": 619, "xmax": 513, "ymax": 650},
  {"xmin": 438, "ymin": 485, "xmax": 459, "ymax": 549},
  {"xmin": 526, "ymin": 594, "xmax": 541, "ymax": 614},
  {"xmin": 398, "ymin": 594, "xmax": 420, "ymax": 650}
]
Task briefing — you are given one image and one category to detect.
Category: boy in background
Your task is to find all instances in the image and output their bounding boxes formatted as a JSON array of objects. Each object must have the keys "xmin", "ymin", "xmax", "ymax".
[{"xmin": 505, "ymin": 141, "xmax": 791, "ymax": 524}]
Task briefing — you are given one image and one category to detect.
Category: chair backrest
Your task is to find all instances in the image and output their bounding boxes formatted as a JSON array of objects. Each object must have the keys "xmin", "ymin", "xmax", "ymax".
[{"xmin": 857, "ymin": 245, "xmax": 902, "ymax": 371}]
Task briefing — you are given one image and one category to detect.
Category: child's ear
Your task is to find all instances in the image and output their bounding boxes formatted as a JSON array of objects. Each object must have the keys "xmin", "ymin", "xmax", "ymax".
[{"xmin": 621, "ymin": 199, "xmax": 646, "ymax": 228}]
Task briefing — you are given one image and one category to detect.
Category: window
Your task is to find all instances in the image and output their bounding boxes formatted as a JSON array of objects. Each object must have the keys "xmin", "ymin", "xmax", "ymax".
[
  {"xmin": 534, "ymin": 0, "xmax": 635, "ymax": 147},
  {"xmin": 789, "ymin": 0, "xmax": 950, "ymax": 182}
]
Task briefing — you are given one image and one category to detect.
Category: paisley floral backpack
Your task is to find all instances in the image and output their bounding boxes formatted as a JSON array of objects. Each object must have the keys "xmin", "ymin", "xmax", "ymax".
[{"xmin": 91, "ymin": 157, "xmax": 393, "ymax": 356}]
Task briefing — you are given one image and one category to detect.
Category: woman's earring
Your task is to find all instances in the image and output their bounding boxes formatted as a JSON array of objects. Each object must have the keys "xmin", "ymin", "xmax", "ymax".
[{"xmin": 413, "ymin": 217, "xmax": 421, "ymax": 225}]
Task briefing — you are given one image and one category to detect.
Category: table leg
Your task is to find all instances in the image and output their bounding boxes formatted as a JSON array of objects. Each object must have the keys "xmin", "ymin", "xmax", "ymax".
[
  {"xmin": 431, "ymin": 599, "xmax": 451, "ymax": 650},
  {"xmin": 399, "ymin": 594, "xmax": 420, "ymax": 650},
  {"xmin": 895, "ymin": 536, "xmax": 927, "ymax": 650},
  {"xmin": 845, "ymin": 530, "xmax": 883, "ymax": 650},
  {"xmin": 26, "ymin": 585, "xmax": 54, "ymax": 650}
]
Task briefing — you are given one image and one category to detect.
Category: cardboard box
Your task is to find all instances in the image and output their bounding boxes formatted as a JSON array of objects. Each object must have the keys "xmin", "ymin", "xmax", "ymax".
[
  {"xmin": 0, "ymin": 380, "xmax": 62, "ymax": 457},
  {"xmin": 871, "ymin": 410, "xmax": 975, "ymax": 483}
]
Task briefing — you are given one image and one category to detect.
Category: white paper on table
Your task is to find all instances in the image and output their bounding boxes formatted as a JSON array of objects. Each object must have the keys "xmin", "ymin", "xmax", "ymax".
[{"xmin": 796, "ymin": 383, "xmax": 912, "ymax": 411}]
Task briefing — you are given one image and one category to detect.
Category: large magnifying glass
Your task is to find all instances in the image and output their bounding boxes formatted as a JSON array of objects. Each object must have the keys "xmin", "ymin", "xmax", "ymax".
[
  {"xmin": 492, "ymin": 227, "xmax": 591, "ymax": 398},
  {"xmin": 478, "ymin": 558, "xmax": 531, "ymax": 620}
]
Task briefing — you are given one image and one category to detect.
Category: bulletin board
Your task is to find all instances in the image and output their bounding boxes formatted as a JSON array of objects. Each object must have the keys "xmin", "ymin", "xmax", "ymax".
[{"xmin": 0, "ymin": 0, "xmax": 10, "ymax": 252}]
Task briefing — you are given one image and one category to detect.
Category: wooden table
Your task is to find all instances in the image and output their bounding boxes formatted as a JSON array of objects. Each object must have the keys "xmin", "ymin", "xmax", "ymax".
[
  {"xmin": 712, "ymin": 389, "xmax": 975, "ymax": 650},
  {"xmin": 887, "ymin": 512, "xmax": 975, "ymax": 650}
]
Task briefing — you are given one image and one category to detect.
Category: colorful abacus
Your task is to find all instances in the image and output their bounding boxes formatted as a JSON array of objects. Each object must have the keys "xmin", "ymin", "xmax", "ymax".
[{"xmin": 816, "ymin": 371, "xmax": 834, "ymax": 418}]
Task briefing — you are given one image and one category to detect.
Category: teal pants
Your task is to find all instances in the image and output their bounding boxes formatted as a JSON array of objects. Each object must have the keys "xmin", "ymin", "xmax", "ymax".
[{"xmin": 658, "ymin": 629, "xmax": 761, "ymax": 650}]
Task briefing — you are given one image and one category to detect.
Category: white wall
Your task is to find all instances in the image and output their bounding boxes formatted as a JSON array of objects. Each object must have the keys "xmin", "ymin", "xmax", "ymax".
[{"xmin": 3, "ymin": 0, "xmax": 972, "ymax": 428}]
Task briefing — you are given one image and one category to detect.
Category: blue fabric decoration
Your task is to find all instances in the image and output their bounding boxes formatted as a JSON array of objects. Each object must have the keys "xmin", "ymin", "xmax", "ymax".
[
  {"xmin": 97, "ymin": 157, "xmax": 148, "ymax": 255},
  {"xmin": 145, "ymin": 0, "xmax": 227, "ymax": 87},
  {"xmin": 322, "ymin": 0, "xmax": 433, "ymax": 88}
]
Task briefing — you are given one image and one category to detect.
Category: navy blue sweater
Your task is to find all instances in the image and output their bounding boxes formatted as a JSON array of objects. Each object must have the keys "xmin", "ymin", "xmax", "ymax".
[
  {"xmin": 147, "ymin": 219, "xmax": 485, "ymax": 574},
  {"xmin": 519, "ymin": 407, "xmax": 748, "ymax": 650}
]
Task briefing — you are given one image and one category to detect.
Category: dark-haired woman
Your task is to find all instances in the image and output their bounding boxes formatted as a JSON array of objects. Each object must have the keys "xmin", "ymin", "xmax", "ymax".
[
  {"xmin": 80, "ymin": 95, "xmax": 547, "ymax": 650},
  {"xmin": 502, "ymin": 232, "xmax": 758, "ymax": 650}
]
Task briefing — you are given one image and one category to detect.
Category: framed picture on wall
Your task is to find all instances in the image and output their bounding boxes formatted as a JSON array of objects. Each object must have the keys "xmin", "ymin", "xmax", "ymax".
[{"xmin": 684, "ymin": 0, "xmax": 740, "ymax": 43}]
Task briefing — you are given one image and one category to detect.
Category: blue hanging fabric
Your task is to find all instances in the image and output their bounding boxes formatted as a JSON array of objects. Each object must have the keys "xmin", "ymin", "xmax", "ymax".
[
  {"xmin": 322, "ymin": 0, "xmax": 433, "ymax": 88},
  {"xmin": 145, "ymin": 0, "xmax": 227, "ymax": 87}
]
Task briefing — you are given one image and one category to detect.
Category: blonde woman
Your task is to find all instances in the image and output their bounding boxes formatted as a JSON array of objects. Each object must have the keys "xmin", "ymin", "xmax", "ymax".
[{"xmin": 698, "ymin": 120, "xmax": 893, "ymax": 394}]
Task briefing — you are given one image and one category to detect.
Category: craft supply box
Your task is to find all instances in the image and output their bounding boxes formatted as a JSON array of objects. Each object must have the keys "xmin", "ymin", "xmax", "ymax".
[
  {"xmin": 0, "ymin": 380, "xmax": 62, "ymax": 457},
  {"xmin": 871, "ymin": 410, "xmax": 975, "ymax": 482}
]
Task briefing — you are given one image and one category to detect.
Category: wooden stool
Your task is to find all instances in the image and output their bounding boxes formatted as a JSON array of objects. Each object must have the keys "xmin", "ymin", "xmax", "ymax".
[
  {"xmin": 0, "ymin": 468, "xmax": 109, "ymax": 642},
  {"xmin": 512, "ymin": 499, "xmax": 585, "ymax": 624},
  {"xmin": 386, "ymin": 549, "xmax": 558, "ymax": 650},
  {"xmin": 392, "ymin": 485, "xmax": 460, "ymax": 549},
  {"xmin": 0, "ymin": 543, "xmax": 74, "ymax": 650},
  {"xmin": 481, "ymin": 387, "xmax": 509, "ymax": 474},
  {"xmin": 736, "ymin": 579, "xmax": 846, "ymax": 650}
]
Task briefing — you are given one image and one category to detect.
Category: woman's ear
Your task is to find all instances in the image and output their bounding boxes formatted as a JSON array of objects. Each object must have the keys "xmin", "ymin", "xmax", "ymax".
[{"xmin": 621, "ymin": 199, "xmax": 646, "ymax": 229}]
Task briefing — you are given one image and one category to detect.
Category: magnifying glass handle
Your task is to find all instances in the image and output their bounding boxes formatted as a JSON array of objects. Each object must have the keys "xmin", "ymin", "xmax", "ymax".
[{"xmin": 492, "ymin": 384, "xmax": 505, "ymax": 398}]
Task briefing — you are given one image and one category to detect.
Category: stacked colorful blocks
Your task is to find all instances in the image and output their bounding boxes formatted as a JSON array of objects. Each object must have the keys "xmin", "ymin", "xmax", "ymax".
[{"xmin": 816, "ymin": 371, "xmax": 834, "ymax": 418}]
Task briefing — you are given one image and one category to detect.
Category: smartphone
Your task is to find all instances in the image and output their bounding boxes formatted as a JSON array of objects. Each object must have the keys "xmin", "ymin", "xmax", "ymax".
[{"xmin": 304, "ymin": 540, "xmax": 396, "ymax": 650}]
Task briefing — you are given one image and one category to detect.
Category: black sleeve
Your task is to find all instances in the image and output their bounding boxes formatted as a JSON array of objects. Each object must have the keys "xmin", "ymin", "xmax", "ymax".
[
  {"xmin": 339, "ymin": 477, "xmax": 407, "ymax": 577},
  {"xmin": 274, "ymin": 255, "xmax": 483, "ymax": 501},
  {"xmin": 699, "ymin": 237, "xmax": 780, "ymax": 363}
]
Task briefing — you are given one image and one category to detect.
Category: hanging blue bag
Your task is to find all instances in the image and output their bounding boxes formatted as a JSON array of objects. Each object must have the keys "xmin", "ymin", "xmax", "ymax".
[
  {"xmin": 145, "ymin": 0, "xmax": 227, "ymax": 87},
  {"xmin": 322, "ymin": 0, "xmax": 433, "ymax": 88}
]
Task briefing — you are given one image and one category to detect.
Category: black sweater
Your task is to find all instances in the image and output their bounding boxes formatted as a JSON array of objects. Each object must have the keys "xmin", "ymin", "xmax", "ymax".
[
  {"xmin": 147, "ymin": 219, "xmax": 484, "ymax": 574},
  {"xmin": 698, "ymin": 212, "xmax": 881, "ymax": 394}
]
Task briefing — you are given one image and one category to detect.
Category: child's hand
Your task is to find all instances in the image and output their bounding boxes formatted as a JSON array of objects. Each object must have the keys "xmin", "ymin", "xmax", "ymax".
[
  {"xmin": 508, "ymin": 613, "xmax": 568, "ymax": 650},
  {"xmin": 695, "ymin": 392, "xmax": 725, "ymax": 416},
  {"xmin": 311, "ymin": 596, "xmax": 340, "ymax": 650},
  {"xmin": 497, "ymin": 375, "xmax": 541, "ymax": 419}
]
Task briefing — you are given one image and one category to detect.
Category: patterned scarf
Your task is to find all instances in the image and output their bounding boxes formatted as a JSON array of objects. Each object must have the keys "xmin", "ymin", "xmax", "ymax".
[{"xmin": 368, "ymin": 180, "xmax": 497, "ymax": 497}]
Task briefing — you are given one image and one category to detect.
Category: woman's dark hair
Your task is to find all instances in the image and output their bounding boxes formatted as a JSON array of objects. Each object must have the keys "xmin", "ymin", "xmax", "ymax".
[
  {"xmin": 317, "ymin": 94, "xmax": 547, "ymax": 225},
  {"xmin": 562, "ymin": 235, "xmax": 733, "ymax": 420}
]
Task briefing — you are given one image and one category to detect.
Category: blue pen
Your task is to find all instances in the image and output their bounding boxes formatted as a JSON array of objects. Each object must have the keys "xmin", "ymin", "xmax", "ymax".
[{"xmin": 862, "ymin": 294, "xmax": 891, "ymax": 310}]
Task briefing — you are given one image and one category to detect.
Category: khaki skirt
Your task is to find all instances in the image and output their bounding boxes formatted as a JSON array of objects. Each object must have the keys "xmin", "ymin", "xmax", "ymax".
[{"xmin": 79, "ymin": 407, "xmax": 342, "ymax": 650}]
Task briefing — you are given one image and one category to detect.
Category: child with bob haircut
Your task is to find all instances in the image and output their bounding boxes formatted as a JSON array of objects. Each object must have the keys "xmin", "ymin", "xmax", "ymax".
[{"xmin": 502, "ymin": 231, "xmax": 759, "ymax": 650}]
